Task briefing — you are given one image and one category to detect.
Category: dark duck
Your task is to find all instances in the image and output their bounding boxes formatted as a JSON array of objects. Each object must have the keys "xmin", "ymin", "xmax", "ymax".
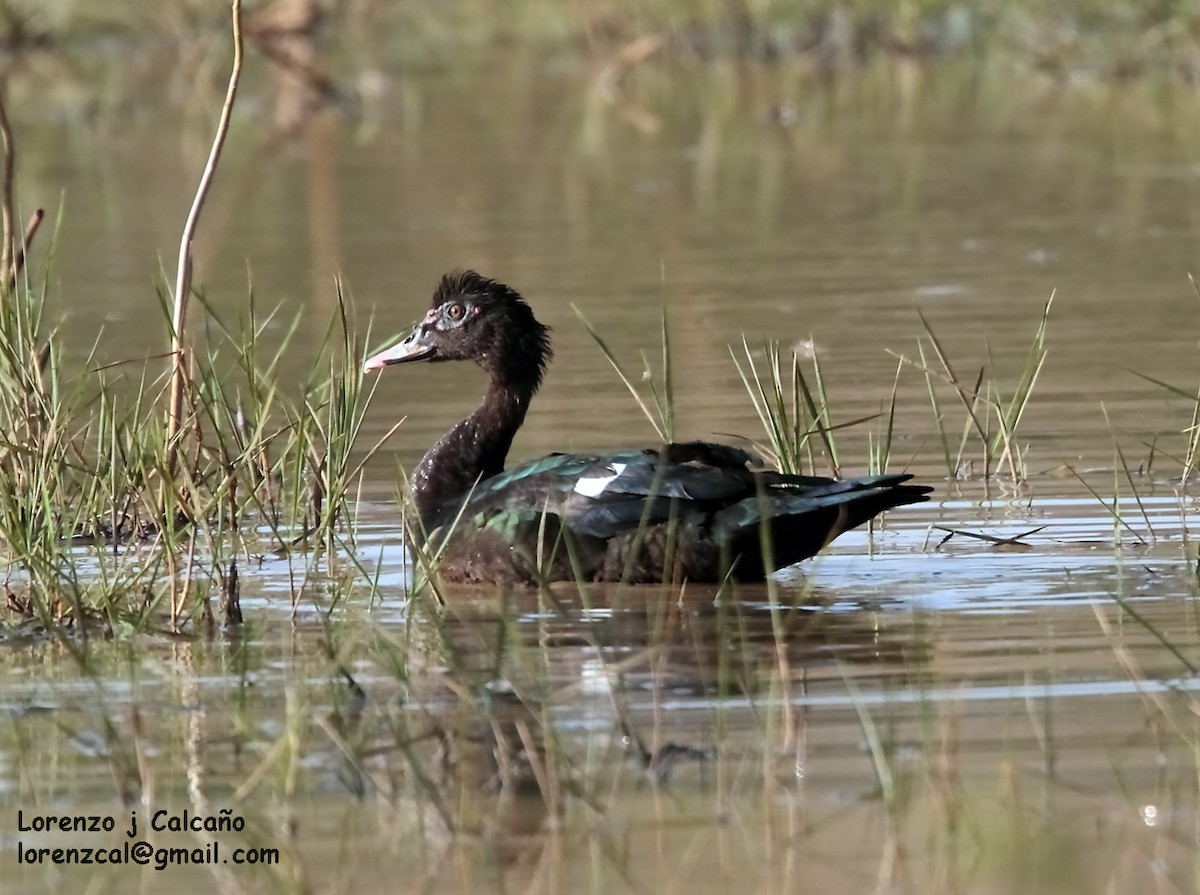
[{"xmin": 364, "ymin": 271, "xmax": 932, "ymax": 585}]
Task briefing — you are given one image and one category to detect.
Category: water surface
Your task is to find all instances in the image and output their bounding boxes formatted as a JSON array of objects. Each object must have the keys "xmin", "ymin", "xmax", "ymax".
[{"xmin": 5, "ymin": 43, "xmax": 1200, "ymax": 894}]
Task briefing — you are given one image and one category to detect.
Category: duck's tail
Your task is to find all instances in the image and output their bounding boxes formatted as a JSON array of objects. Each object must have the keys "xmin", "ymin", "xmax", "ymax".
[{"xmin": 714, "ymin": 473, "xmax": 933, "ymax": 579}]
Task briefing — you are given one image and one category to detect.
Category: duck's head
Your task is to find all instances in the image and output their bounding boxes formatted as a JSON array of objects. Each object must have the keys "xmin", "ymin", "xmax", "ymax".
[{"xmin": 364, "ymin": 270, "xmax": 552, "ymax": 390}]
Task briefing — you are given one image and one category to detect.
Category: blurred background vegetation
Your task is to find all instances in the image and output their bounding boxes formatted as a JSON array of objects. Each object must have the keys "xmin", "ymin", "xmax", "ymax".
[{"xmin": 2, "ymin": 0, "xmax": 1200, "ymax": 81}]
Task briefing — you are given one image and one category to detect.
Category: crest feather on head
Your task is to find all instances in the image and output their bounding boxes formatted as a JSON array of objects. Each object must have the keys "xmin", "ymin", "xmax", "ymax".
[{"xmin": 432, "ymin": 270, "xmax": 552, "ymax": 389}]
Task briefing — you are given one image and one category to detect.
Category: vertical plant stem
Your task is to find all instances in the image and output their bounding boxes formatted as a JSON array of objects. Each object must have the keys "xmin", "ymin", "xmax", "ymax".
[
  {"xmin": 167, "ymin": 0, "xmax": 244, "ymax": 475},
  {"xmin": 0, "ymin": 84, "xmax": 15, "ymax": 291}
]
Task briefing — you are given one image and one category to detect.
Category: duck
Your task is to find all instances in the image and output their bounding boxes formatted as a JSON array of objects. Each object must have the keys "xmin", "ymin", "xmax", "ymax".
[{"xmin": 364, "ymin": 270, "xmax": 932, "ymax": 585}]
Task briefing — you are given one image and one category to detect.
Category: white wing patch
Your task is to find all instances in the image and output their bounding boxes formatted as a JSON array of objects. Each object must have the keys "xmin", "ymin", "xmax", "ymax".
[{"xmin": 572, "ymin": 462, "xmax": 627, "ymax": 498}]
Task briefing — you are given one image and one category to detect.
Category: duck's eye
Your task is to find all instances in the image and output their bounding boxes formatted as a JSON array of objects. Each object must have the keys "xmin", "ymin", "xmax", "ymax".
[{"xmin": 446, "ymin": 303, "xmax": 466, "ymax": 322}]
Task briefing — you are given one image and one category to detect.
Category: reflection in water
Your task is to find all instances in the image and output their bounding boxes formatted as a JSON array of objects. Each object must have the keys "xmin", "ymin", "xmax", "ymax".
[
  {"xmin": 11, "ymin": 48, "xmax": 1200, "ymax": 504},
  {"xmin": 315, "ymin": 583, "xmax": 940, "ymax": 884},
  {"xmin": 247, "ymin": 0, "xmax": 339, "ymax": 136},
  {"xmin": 300, "ymin": 582, "xmax": 936, "ymax": 843},
  {"xmin": 2, "ymin": 546, "xmax": 1198, "ymax": 893},
  {"xmin": 424, "ymin": 583, "xmax": 931, "ymax": 700}
]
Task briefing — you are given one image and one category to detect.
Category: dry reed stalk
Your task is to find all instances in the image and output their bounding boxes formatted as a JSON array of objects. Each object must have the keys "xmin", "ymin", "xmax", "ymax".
[
  {"xmin": 167, "ymin": 0, "xmax": 245, "ymax": 475},
  {"xmin": 0, "ymin": 91, "xmax": 45, "ymax": 293},
  {"xmin": 9, "ymin": 207, "xmax": 43, "ymax": 289},
  {"xmin": 0, "ymin": 87, "xmax": 15, "ymax": 289}
]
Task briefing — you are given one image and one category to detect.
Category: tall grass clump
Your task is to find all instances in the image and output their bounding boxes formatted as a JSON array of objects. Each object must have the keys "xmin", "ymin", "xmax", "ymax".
[
  {"xmin": 907, "ymin": 294, "xmax": 1052, "ymax": 485},
  {"xmin": 0, "ymin": 2, "xmax": 390, "ymax": 637},
  {"xmin": 0, "ymin": 260, "xmax": 97, "ymax": 633},
  {"xmin": 732, "ymin": 339, "xmax": 886, "ymax": 478},
  {"xmin": 0, "ymin": 268, "xmax": 379, "ymax": 636}
]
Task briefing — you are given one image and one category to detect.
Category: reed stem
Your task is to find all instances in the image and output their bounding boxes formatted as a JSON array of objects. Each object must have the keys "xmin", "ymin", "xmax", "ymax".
[{"xmin": 167, "ymin": 0, "xmax": 244, "ymax": 476}]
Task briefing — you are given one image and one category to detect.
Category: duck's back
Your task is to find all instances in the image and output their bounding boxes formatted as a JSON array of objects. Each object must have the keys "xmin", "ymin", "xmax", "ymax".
[{"xmin": 417, "ymin": 441, "xmax": 931, "ymax": 585}]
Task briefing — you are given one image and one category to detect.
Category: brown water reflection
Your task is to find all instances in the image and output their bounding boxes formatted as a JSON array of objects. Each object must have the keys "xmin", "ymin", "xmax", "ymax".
[
  {"xmin": 4, "ymin": 543, "xmax": 1199, "ymax": 893},
  {"xmin": 5, "ymin": 36, "xmax": 1200, "ymax": 895}
]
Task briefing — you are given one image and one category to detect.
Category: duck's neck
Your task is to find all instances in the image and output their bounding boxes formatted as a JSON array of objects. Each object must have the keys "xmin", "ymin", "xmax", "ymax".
[{"xmin": 409, "ymin": 381, "xmax": 533, "ymax": 532}]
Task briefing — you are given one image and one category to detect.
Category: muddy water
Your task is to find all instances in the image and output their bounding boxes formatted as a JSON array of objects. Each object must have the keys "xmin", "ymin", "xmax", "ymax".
[{"xmin": 6, "ymin": 47, "xmax": 1200, "ymax": 893}]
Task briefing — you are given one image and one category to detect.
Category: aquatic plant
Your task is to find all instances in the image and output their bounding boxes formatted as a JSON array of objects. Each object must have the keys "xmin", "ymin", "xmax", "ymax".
[
  {"xmin": 896, "ymin": 294, "xmax": 1052, "ymax": 486},
  {"xmin": 0, "ymin": 2, "xmax": 389, "ymax": 642}
]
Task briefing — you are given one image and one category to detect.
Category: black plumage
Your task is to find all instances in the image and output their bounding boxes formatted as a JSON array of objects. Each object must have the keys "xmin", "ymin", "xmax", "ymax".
[{"xmin": 364, "ymin": 271, "xmax": 932, "ymax": 585}]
